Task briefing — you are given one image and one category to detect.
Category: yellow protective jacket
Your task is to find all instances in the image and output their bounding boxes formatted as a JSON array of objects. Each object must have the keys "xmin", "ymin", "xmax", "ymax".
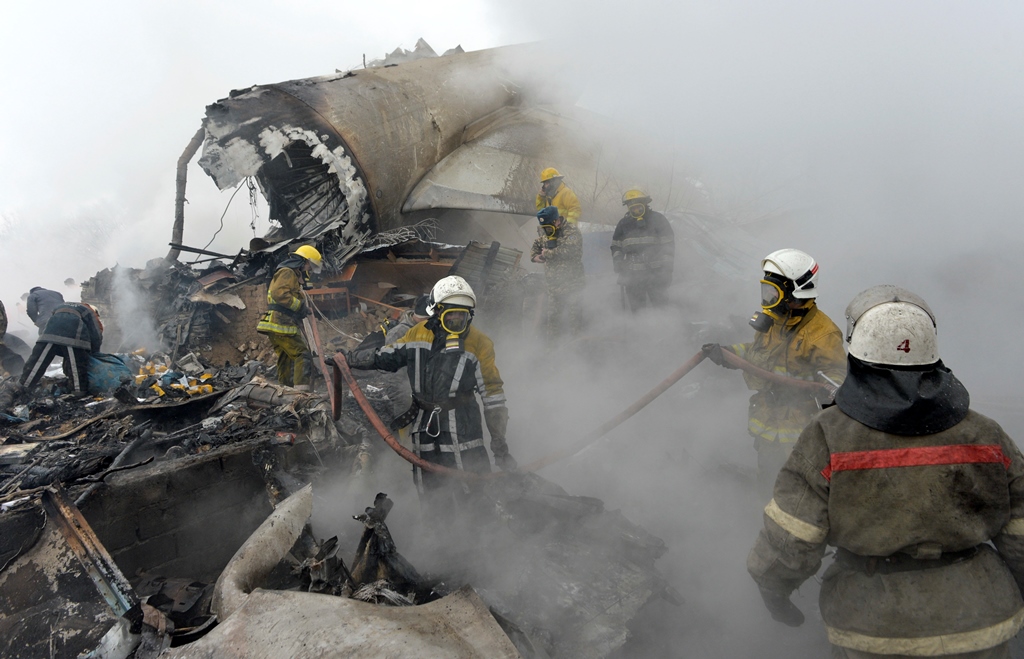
[
  {"xmin": 731, "ymin": 303, "xmax": 845, "ymax": 443},
  {"xmin": 535, "ymin": 182, "xmax": 582, "ymax": 224},
  {"xmin": 256, "ymin": 265, "xmax": 305, "ymax": 336},
  {"xmin": 748, "ymin": 407, "xmax": 1024, "ymax": 655}
]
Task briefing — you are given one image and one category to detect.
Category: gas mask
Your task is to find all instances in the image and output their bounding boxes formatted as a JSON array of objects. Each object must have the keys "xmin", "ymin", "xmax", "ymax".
[
  {"xmin": 749, "ymin": 273, "xmax": 795, "ymax": 333},
  {"xmin": 628, "ymin": 203, "xmax": 647, "ymax": 220},
  {"xmin": 433, "ymin": 304, "xmax": 474, "ymax": 352},
  {"xmin": 539, "ymin": 222, "xmax": 559, "ymax": 249},
  {"xmin": 541, "ymin": 179, "xmax": 560, "ymax": 197}
]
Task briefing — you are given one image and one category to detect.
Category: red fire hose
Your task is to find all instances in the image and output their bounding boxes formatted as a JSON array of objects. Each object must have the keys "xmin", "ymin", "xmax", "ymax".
[{"xmin": 330, "ymin": 347, "xmax": 833, "ymax": 478}]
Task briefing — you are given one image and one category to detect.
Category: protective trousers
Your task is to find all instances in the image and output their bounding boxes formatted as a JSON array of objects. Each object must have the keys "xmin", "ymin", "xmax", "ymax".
[
  {"xmin": 268, "ymin": 333, "xmax": 312, "ymax": 388},
  {"xmin": 755, "ymin": 437, "xmax": 793, "ymax": 502},
  {"xmin": 624, "ymin": 279, "xmax": 670, "ymax": 312},
  {"xmin": 21, "ymin": 342, "xmax": 90, "ymax": 393},
  {"xmin": 546, "ymin": 286, "xmax": 583, "ymax": 339}
]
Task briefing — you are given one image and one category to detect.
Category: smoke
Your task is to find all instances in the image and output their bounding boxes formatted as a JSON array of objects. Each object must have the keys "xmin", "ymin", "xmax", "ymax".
[
  {"xmin": 427, "ymin": 4, "xmax": 1024, "ymax": 655},
  {"xmin": 110, "ymin": 267, "xmax": 164, "ymax": 353}
]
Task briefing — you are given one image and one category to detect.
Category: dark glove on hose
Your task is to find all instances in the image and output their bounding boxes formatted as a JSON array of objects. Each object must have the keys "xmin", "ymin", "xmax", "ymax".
[
  {"xmin": 758, "ymin": 587, "xmax": 805, "ymax": 627},
  {"xmin": 494, "ymin": 452, "xmax": 518, "ymax": 471},
  {"xmin": 344, "ymin": 347, "xmax": 377, "ymax": 370},
  {"xmin": 485, "ymin": 407, "xmax": 515, "ymax": 470},
  {"xmin": 702, "ymin": 343, "xmax": 737, "ymax": 369}
]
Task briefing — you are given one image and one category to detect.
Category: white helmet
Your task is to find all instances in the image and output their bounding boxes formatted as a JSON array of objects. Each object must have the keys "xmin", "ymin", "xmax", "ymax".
[
  {"xmin": 846, "ymin": 285, "xmax": 938, "ymax": 366},
  {"xmin": 762, "ymin": 248, "xmax": 819, "ymax": 299},
  {"xmin": 426, "ymin": 275, "xmax": 477, "ymax": 316}
]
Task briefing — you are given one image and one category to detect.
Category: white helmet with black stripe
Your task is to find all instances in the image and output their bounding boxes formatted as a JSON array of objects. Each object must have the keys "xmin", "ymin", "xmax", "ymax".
[
  {"xmin": 762, "ymin": 248, "xmax": 819, "ymax": 299},
  {"xmin": 426, "ymin": 275, "xmax": 477, "ymax": 316}
]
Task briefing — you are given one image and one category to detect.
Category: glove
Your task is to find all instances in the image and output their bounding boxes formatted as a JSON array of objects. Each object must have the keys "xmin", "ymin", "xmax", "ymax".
[
  {"xmin": 702, "ymin": 343, "xmax": 737, "ymax": 368},
  {"xmin": 612, "ymin": 254, "xmax": 623, "ymax": 274},
  {"xmin": 344, "ymin": 347, "xmax": 377, "ymax": 370},
  {"xmin": 494, "ymin": 452, "xmax": 518, "ymax": 472},
  {"xmin": 485, "ymin": 407, "xmax": 514, "ymax": 469},
  {"xmin": 758, "ymin": 587, "xmax": 805, "ymax": 627}
]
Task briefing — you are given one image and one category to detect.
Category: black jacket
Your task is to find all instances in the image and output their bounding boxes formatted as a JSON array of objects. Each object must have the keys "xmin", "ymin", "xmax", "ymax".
[{"xmin": 39, "ymin": 304, "xmax": 103, "ymax": 352}]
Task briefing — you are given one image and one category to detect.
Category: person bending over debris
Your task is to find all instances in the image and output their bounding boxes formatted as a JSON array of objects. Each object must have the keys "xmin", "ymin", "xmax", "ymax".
[
  {"xmin": 703, "ymin": 248, "xmax": 846, "ymax": 501},
  {"xmin": 26, "ymin": 286, "xmax": 65, "ymax": 334},
  {"xmin": 610, "ymin": 188, "xmax": 675, "ymax": 311},
  {"xmin": 256, "ymin": 245, "xmax": 322, "ymax": 392},
  {"xmin": 20, "ymin": 302, "xmax": 103, "ymax": 394},
  {"xmin": 347, "ymin": 276, "xmax": 516, "ymax": 503},
  {"xmin": 748, "ymin": 285, "xmax": 1024, "ymax": 658},
  {"xmin": 531, "ymin": 205, "xmax": 585, "ymax": 339}
]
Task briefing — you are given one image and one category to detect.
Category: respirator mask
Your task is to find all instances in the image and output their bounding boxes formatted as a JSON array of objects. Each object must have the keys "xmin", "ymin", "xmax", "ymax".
[
  {"xmin": 438, "ymin": 305, "xmax": 473, "ymax": 336},
  {"xmin": 539, "ymin": 222, "xmax": 559, "ymax": 249},
  {"xmin": 628, "ymin": 203, "xmax": 647, "ymax": 220},
  {"xmin": 749, "ymin": 273, "xmax": 794, "ymax": 333}
]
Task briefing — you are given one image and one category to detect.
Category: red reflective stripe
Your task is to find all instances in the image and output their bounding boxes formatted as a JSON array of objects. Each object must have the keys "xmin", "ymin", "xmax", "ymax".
[{"xmin": 820, "ymin": 444, "xmax": 1010, "ymax": 482}]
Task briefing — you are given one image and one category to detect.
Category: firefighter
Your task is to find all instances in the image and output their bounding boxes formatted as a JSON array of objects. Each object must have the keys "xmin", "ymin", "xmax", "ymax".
[
  {"xmin": 256, "ymin": 245, "xmax": 322, "ymax": 392},
  {"xmin": 703, "ymin": 248, "xmax": 846, "ymax": 500},
  {"xmin": 26, "ymin": 287, "xmax": 65, "ymax": 334},
  {"xmin": 535, "ymin": 167, "xmax": 582, "ymax": 224},
  {"xmin": 347, "ymin": 276, "xmax": 515, "ymax": 503},
  {"xmin": 610, "ymin": 188, "xmax": 675, "ymax": 311},
  {"xmin": 20, "ymin": 303, "xmax": 103, "ymax": 394},
  {"xmin": 747, "ymin": 285, "xmax": 1024, "ymax": 658},
  {"xmin": 531, "ymin": 206, "xmax": 585, "ymax": 339},
  {"xmin": 385, "ymin": 294, "xmax": 430, "ymax": 347}
]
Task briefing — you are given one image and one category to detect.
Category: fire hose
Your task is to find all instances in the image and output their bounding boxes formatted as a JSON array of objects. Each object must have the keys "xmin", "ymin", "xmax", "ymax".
[{"xmin": 329, "ymin": 347, "xmax": 835, "ymax": 479}]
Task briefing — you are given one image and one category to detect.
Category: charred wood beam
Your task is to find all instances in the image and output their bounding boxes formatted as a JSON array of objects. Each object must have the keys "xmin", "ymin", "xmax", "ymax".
[{"xmin": 166, "ymin": 127, "xmax": 207, "ymax": 263}]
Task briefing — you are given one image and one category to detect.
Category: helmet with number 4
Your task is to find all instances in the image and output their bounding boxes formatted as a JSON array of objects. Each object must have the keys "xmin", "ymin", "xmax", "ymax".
[{"xmin": 846, "ymin": 285, "xmax": 938, "ymax": 366}]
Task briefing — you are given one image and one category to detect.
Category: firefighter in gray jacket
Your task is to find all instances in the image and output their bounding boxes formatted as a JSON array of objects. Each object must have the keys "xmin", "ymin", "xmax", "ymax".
[{"xmin": 747, "ymin": 285, "xmax": 1024, "ymax": 658}]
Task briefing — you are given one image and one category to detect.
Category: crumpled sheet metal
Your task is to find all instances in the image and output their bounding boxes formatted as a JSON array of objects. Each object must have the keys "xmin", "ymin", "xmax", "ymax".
[
  {"xmin": 165, "ymin": 586, "xmax": 521, "ymax": 659},
  {"xmin": 192, "ymin": 483, "xmax": 519, "ymax": 659},
  {"xmin": 212, "ymin": 484, "xmax": 313, "ymax": 619},
  {"xmin": 0, "ymin": 497, "xmax": 136, "ymax": 658}
]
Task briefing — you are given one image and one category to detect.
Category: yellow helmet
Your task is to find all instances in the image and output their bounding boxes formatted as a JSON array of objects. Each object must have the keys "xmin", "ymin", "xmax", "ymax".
[
  {"xmin": 540, "ymin": 167, "xmax": 562, "ymax": 182},
  {"xmin": 622, "ymin": 188, "xmax": 652, "ymax": 206},
  {"xmin": 294, "ymin": 245, "xmax": 323, "ymax": 272}
]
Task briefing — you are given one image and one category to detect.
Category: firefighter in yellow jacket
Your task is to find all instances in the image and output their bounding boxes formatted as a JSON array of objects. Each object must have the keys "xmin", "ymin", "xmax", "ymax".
[
  {"xmin": 703, "ymin": 248, "xmax": 846, "ymax": 500},
  {"xmin": 535, "ymin": 167, "xmax": 581, "ymax": 224},
  {"xmin": 347, "ymin": 276, "xmax": 515, "ymax": 507},
  {"xmin": 256, "ymin": 245, "xmax": 322, "ymax": 391},
  {"xmin": 748, "ymin": 285, "xmax": 1024, "ymax": 658}
]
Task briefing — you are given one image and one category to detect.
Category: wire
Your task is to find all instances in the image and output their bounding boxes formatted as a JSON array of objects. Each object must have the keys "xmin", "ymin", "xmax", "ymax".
[
  {"xmin": 306, "ymin": 296, "xmax": 361, "ymax": 340},
  {"xmin": 194, "ymin": 180, "xmax": 246, "ymax": 262}
]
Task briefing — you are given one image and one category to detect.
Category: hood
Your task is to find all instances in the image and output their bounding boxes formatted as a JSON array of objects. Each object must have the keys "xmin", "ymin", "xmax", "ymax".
[{"xmin": 835, "ymin": 355, "xmax": 970, "ymax": 436}]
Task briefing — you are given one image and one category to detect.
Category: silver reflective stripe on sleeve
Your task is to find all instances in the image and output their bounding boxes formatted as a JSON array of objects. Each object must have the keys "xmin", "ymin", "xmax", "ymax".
[
  {"xmin": 1003, "ymin": 518, "xmax": 1024, "ymax": 536},
  {"xmin": 764, "ymin": 498, "xmax": 828, "ymax": 544},
  {"xmin": 413, "ymin": 346, "xmax": 421, "ymax": 393},
  {"xmin": 827, "ymin": 608, "xmax": 1024, "ymax": 656}
]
